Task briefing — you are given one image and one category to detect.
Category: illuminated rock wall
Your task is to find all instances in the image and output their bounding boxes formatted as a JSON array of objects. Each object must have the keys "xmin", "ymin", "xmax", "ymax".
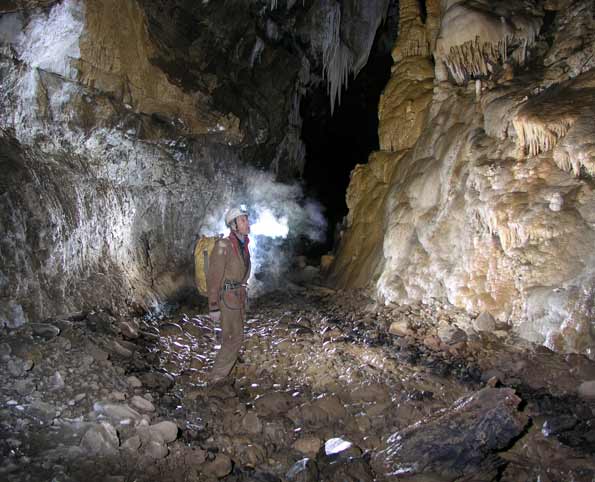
[
  {"xmin": 0, "ymin": 0, "xmax": 388, "ymax": 325},
  {"xmin": 0, "ymin": 0, "xmax": 287, "ymax": 324},
  {"xmin": 332, "ymin": 0, "xmax": 595, "ymax": 357}
]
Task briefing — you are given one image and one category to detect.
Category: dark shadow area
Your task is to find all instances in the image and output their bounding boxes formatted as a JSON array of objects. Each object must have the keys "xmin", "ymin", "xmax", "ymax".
[{"xmin": 300, "ymin": 18, "xmax": 396, "ymax": 258}]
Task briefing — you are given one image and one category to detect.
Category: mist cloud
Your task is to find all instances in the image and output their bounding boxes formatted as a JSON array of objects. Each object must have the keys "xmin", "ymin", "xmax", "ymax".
[{"xmin": 200, "ymin": 168, "xmax": 327, "ymax": 296}]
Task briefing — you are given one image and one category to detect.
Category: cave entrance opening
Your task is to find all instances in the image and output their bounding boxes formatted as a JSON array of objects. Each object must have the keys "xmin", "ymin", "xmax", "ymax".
[{"xmin": 300, "ymin": 19, "xmax": 395, "ymax": 260}]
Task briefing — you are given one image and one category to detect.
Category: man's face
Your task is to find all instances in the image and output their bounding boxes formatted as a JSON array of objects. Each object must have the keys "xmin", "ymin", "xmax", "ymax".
[{"xmin": 235, "ymin": 215, "xmax": 250, "ymax": 236}]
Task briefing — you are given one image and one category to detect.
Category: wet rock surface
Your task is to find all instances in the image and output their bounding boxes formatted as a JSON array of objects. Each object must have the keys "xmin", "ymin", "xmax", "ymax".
[{"xmin": 1, "ymin": 288, "xmax": 595, "ymax": 481}]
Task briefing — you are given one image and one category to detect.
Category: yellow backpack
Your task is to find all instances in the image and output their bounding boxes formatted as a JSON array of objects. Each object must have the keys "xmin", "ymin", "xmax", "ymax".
[{"xmin": 193, "ymin": 235, "xmax": 221, "ymax": 296}]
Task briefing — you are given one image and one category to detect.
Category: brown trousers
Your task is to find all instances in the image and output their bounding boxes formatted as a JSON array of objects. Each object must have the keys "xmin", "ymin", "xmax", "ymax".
[{"xmin": 209, "ymin": 287, "xmax": 246, "ymax": 382}]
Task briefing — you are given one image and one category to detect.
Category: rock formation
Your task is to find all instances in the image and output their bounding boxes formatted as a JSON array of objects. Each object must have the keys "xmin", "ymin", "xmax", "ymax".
[{"xmin": 330, "ymin": 0, "xmax": 595, "ymax": 358}]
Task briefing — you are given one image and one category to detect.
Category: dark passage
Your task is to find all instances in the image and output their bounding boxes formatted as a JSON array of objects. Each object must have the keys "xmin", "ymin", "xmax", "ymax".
[{"xmin": 300, "ymin": 21, "xmax": 396, "ymax": 257}]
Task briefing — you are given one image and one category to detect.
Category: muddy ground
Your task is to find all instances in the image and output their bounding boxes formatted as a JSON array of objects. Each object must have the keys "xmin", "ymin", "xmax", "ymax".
[{"xmin": 1, "ymin": 285, "xmax": 595, "ymax": 481}]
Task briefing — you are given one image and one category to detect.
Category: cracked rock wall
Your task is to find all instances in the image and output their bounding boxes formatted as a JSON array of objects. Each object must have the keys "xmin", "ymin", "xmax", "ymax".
[{"xmin": 331, "ymin": 0, "xmax": 595, "ymax": 358}]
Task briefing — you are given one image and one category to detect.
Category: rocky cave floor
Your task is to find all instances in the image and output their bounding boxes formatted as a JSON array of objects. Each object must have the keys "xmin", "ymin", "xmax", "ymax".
[{"xmin": 2, "ymin": 286, "xmax": 595, "ymax": 482}]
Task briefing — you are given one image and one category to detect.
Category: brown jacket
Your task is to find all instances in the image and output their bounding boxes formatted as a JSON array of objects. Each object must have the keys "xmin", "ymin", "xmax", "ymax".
[{"xmin": 207, "ymin": 233, "xmax": 251, "ymax": 312}]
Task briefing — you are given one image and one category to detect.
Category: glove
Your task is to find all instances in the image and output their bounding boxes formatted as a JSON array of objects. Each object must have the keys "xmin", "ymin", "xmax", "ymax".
[{"xmin": 209, "ymin": 310, "xmax": 221, "ymax": 322}]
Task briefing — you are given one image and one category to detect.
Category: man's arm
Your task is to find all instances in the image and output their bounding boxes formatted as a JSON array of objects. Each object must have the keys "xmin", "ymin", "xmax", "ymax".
[{"xmin": 207, "ymin": 239, "xmax": 227, "ymax": 312}]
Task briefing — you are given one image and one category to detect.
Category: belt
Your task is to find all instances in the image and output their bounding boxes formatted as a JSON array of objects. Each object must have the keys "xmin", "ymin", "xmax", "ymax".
[{"xmin": 223, "ymin": 280, "xmax": 247, "ymax": 291}]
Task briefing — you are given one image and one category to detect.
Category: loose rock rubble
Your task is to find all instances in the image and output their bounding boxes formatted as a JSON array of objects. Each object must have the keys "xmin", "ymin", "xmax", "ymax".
[{"xmin": 1, "ymin": 287, "xmax": 595, "ymax": 481}]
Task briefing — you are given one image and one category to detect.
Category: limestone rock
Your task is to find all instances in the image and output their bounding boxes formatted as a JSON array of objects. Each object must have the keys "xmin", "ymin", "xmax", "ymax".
[
  {"xmin": 0, "ymin": 342, "xmax": 12, "ymax": 357},
  {"xmin": 150, "ymin": 421, "xmax": 179, "ymax": 443},
  {"xmin": 121, "ymin": 435, "xmax": 141, "ymax": 452},
  {"xmin": 49, "ymin": 371, "xmax": 65, "ymax": 391},
  {"xmin": 138, "ymin": 372, "xmax": 175, "ymax": 392},
  {"xmin": 30, "ymin": 323, "xmax": 61, "ymax": 338},
  {"xmin": 372, "ymin": 387, "xmax": 528, "ymax": 479},
  {"xmin": 241, "ymin": 411, "xmax": 262, "ymax": 434},
  {"xmin": 577, "ymin": 380, "xmax": 595, "ymax": 400},
  {"xmin": 144, "ymin": 440, "xmax": 168, "ymax": 460},
  {"xmin": 81, "ymin": 422, "xmax": 119, "ymax": 455},
  {"xmin": 127, "ymin": 376, "xmax": 143, "ymax": 388},
  {"xmin": 93, "ymin": 402, "xmax": 142, "ymax": 424},
  {"xmin": 474, "ymin": 312, "xmax": 496, "ymax": 332},
  {"xmin": 119, "ymin": 321, "xmax": 139, "ymax": 339},
  {"xmin": 254, "ymin": 391, "xmax": 295, "ymax": 416},
  {"xmin": 286, "ymin": 458, "xmax": 319, "ymax": 482},
  {"xmin": 388, "ymin": 320, "xmax": 412, "ymax": 337},
  {"xmin": 130, "ymin": 395, "xmax": 155, "ymax": 412},
  {"xmin": 109, "ymin": 341, "xmax": 133, "ymax": 358},
  {"xmin": 437, "ymin": 322, "xmax": 467, "ymax": 345},
  {"xmin": 202, "ymin": 453, "xmax": 232, "ymax": 478},
  {"xmin": 293, "ymin": 436, "xmax": 322, "ymax": 457}
]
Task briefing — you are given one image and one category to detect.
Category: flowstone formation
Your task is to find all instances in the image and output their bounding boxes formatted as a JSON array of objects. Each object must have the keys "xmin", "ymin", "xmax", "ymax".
[
  {"xmin": 0, "ymin": 0, "xmax": 390, "ymax": 326},
  {"xmin": 330, "ymin": 0, "xmax": 595, "ymax": 358}
]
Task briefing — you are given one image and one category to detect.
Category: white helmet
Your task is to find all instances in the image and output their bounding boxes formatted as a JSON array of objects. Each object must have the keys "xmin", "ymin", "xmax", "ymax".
[{"xmin": 225, "ymin": 204, "xmax": 249, "ymax": 227}]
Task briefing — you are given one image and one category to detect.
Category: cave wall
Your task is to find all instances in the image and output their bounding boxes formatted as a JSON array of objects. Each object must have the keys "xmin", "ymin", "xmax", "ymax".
[
  {"xmin": 0, "ymin": 0, "xmax": 278, "ymax": 324},
  {"xmin": 330, "ymin": 0, "xmax": 595, "ymax": 357},
  {"xmin": 0, "ymin": 0, "xmax": 391, "ymax": 325}
]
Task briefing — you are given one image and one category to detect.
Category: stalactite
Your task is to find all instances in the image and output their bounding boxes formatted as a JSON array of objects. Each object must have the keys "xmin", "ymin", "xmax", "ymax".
[
  {"xmin": 513, "ymin": 116, "xmax": 573, "ymax": 157},
  {"xmin": 436, "ymin": 1, "xmax": 542, "ymax": 85},
  {"xmin": 320, "ymin": 0, "xmax": 351, "ymax": 115}
]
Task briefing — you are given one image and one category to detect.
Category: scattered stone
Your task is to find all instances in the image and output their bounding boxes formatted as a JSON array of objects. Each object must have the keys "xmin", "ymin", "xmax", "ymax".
[
  {"xmin": 577, "ymin": 380, "xmax": 595, "ymax": 400},
  {"xmin": 121, "ymin": 434, "xmax": 141, "ymax": 452},
  {"xmin": 423, "ymin": 334, "xmax": 442, "ymax": 351},
  {"xmin": 88, "ymin": 345, "xmax": 109, "ymax": 362},
  {"xmin": 286, "ymin": 458, "xmax": 319, "ymax": 482},
  {"xmin": 349, "ymin": 383, "xmax": 390, "ymax": 403},
  {"xmin": 138, "ymin": 372, "xmax": 175, "ymax": 392},
  {"xmin": 80, "ymin": 422, "xmax": 119, "ymax": 455},
  {"xmin": 293, "ymin": 436, "xmax": 322, "ymax": 457},
  {"xmin": 202, "ymin": 453, "xmax": 232, "ymax": 478},
  {"xmin": 15, "ymin": 378, "xmax": 36, "ymax": 395},
  {"xmin": 159, "ymin": 322, "xmax": 183, "ymax": 336},
  {"xmin": 110, "ymin": 340, "xmax": 133, "ymax": 358},
  {"xmin": 29, "ymin": 399, "xmax": 60, "ymax": 421},
  {"xmin": 7, "ymin": 358, "xmax": 29, "ymax": 377},
  {"xmin": 474, "ymin": 312, "xmax": 496, "ymax": 332},
  {"xmin": 542, "ymin": 415, "xmax": 578, "ymax": 437},
  {"xmin": 127, "ymin": 376, "xmax": 143, "ymax": 388},
  {"xmin": 150, "ymin": 421, "xmax": 178, "ymax": 443},
  {"xmin": 437, "ymin": 322, "xmax": 467, "ymax": 345},
  {"xmin": 206, "ymin": 382, "xmax": 236, "ymax": 399},
  {"xmin": 388, "ymin": 320, "xmax": 412, "ymax": 337},
  {"xmin": 49, "ymin": 371, "xmax": 65, "ymax": 390},
  {"xmin": 144, "ymin": 440, "xmax": 168, "ymax": 460},
  {"xmin": 140, "ymin": 331, "xmax": 160, "ymax": 341},
  {"xmin": 93, "ymin": 402, "xmax": 142, "ymax": 424},
  {"xmin": 241, "ymin": 411, "xmax": 262, "ymax": 434},
  {"xmin": 320, "ymin": 457, "xmax": 375, "ymax": 482},
  {"xmin": 86, "ymin": 311, "xmax": 118, "ymax": 335},
  {"xmin": 111, "ymin": 391, "xmax": 126, "ymax": 401},
  {"xmin": 183, "ymin": 447, "xmax": 207, "ymax": 466},
  {"xmin": 372, "ymin": 387, "xmax": 528, "ymax": 480},
  {"xmin": 30, "ymin": 322, "xmax": 61, "ymax": 338},
  {"xmin": 0, "ymin": 342, "xmax": 12, "ymax": 357},
  {"xmin": 119, "ymin": 321, "xmax": 139, "ymax": 339},
  {"xmin": 131, "ymin": 395, "xmax": 155, "ymax": 412},
  {"xmin": 322, "ymin": 437, "xmax": 361, "ymax": 459}
]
